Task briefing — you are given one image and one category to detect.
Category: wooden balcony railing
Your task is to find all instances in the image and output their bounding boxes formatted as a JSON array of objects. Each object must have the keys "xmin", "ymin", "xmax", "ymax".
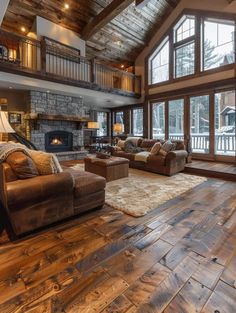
[{"xmin": 0, "ymin": 29, "xmax": 141, "ymax": 97}]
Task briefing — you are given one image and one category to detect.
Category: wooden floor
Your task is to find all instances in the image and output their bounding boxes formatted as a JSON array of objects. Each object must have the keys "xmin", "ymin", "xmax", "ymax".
[
  {"xmin": 0, "ymin": 177, "xmax": 236, "ymax": 312},
  {"xmin": 185, "ymin": 160, "xmax": 236, "ymax": 181}
]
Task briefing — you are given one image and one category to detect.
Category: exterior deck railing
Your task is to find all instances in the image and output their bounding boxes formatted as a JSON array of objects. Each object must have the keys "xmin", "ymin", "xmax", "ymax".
[
  {"xmin": 0, "ymin": 29, "xmax": 141, "ymax": 97},
  {"xmin": 154, "ymin": 133, "xmax": 235, "ymax": 155}
]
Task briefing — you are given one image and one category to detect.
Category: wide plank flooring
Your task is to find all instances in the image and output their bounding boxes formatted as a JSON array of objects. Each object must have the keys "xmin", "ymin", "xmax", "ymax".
[{"xmin": 0, "ymin": 177, "xmax": 236, "ymax": 312}]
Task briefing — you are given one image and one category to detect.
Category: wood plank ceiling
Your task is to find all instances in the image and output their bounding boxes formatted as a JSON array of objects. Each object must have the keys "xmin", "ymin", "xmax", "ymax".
[{"xmin": 1, "ymin": 0, "xmax": 180, "ymax": 66}]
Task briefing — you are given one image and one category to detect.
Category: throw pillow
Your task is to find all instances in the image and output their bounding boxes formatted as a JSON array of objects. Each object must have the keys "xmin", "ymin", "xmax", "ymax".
[
  {"xmin": 150, "ymin": 142, "xmax": 162, "ymax": 155},
  {"xmin": 113, "ymin": 146, "xmax": 122, "ymax": 151},
  {"xmin": 162, "ymin": 140, "xmax": 175, "ymax": 153},
  {"xmin": 117, "ymin": 140, "xmax": 125, "ymax": 149},
  {"xmin": 6, "ymin": 151, "xmax": 39, "ymax": 179},
  {"xmin": 29, "ymin": 150, "xmax": 62, "ymax": 175},
  {"xmin": 158, "ymin": 149, "xmax": 167, "ymax": 157}
]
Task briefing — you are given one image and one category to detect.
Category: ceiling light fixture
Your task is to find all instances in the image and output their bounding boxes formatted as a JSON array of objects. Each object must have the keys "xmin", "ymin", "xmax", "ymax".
[
  {"xmin": 21, "ymin": 26, "xmax": 26, "ymax": 33},
  {"xmin": 121, "ymin": 64, "xmax": 125, "ymax": 69},
  {"xmin": 64, "ymin": 3, "xmax": 70, "ymax": 9}
]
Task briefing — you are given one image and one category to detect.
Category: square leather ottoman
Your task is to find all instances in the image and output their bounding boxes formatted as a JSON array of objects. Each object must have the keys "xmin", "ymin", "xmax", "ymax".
[{"xmin": 84, "ymin": 156, "xmax": 129, "ymax": 182}]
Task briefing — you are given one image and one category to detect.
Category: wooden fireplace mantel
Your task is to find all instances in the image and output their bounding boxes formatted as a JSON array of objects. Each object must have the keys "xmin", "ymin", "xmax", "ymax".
[{"xmin": 24, "ymin": 113, "xmax": 90, "ymax": 123}]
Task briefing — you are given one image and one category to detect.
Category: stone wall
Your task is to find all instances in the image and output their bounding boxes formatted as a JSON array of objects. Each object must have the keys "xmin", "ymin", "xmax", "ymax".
[{"xmin": 28, "ymin": 91, "xmax": 91, "ymax": 151}]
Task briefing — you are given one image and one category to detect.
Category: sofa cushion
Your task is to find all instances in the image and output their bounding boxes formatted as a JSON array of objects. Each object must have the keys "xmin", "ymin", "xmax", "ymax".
[
  {"xmin": 140, "ymin": 139, "xmax": 157, "ymax": 151},
  {"xmin": 65, "ymin": 168, "xmax": 106, "ymax": 198},
  {"xmin": 112, "ymin": 151, "xmax": 135, "ymax": 161},
  {"xmin": 6, "ymin": 151, "xmax": 39, "ymax": 179}
]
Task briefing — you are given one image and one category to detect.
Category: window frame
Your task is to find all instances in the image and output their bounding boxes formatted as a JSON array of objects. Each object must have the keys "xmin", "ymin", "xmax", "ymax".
[
  {"xmin": 147, "ymin": 9, "xmax": 236, "ymax": 88},
  {"xmin": 149, "ymin": 84, "xmax": 235, "ymax": 163}
]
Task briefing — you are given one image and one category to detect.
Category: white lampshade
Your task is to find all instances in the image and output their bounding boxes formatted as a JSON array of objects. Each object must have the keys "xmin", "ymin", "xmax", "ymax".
[
  {"xmin": 113, "ymin": 123, "xmax": 124, "ymax": 134},
  {"xmin": 87, "ymin": 121, "xmax": 100, "ymax": 129},
  {"xmin": 0, "ymin": 111, "xmax": 15, "ymax": 133}
]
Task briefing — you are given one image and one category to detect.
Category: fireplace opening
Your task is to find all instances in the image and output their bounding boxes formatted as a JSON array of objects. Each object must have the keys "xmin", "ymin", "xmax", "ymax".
[{"xmin": 45, "ymin": 131, "xmax": 73, "ymax": 152}]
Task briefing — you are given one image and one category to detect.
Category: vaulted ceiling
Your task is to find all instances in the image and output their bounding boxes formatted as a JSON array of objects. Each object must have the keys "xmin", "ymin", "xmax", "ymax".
[{"xmin": 2, "ymin": 0, "xmax": 180, "ymax": 66}]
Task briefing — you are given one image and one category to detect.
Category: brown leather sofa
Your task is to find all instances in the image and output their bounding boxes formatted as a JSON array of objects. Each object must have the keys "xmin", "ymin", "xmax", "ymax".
[
  {"xmin": 0, "ymin": 162, "xmax": 106, "ymax": 236},
  {"xmin": 112, "ymin": 139, "xmax": 188, "ymax": 176}
]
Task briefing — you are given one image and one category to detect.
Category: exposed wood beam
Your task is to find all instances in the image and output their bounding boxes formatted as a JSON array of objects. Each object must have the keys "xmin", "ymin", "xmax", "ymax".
[
  {"xmin": 82, "ymin": 0, "xmax": 134, "ymax": 40},
  {"xmin": 135, "ymin": 0, "xmax": 151, "ymax": 10},
  {"xmin": 0, "ymin": 0, "xmax": 10, "ymax": 26}
]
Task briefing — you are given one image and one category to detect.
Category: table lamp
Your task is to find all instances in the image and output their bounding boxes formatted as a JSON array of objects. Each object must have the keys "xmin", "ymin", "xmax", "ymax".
[
  {"xmin": 87, "ymin": 121, "xmax": 100, "ymax": 129},
  {"xmin": 113, "ymin": 123, "xmax": 124, "ymax": 134},
  {"xmin": 0, "ymin": 110, "xmax": 15, "ymax": 141}
]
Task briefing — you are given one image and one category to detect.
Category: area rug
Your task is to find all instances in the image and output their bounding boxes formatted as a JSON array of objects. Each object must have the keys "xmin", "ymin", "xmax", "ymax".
[{"xmin": 72, "ymin": 164, "xmax": 207, "ymax": 217}]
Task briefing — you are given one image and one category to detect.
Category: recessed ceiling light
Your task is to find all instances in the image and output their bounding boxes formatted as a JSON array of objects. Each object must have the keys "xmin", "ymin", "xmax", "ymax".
[
  {"xmin": 64, "ymin": 3, "xmax": 69, "ymax": 9},
  {"xmin": 21, "ymin": 26, "xmax": 26, "ymax": 33},
  {"xmin": 121, "ymin": 64, "xmax": 125, "ymax": 69}
]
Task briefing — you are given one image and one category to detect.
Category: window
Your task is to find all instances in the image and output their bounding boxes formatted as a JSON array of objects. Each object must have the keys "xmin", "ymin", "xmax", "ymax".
[
  {"xmin": 97, "ymin": 112, "xmax": 108, "ymax": 137},
  {"xmin": 174, "ymin": 15, "xmax": 195, "ymax": 43},
  {"xmin": 168, "ymin": 99, "xmax": 184, "ymax": 139},
  {"xmin": 148, "ymin": 12, "xmax": 235, "ymax": 85},
  {"xmin": 215, "ymin": 91, "xmax": 235, "ymax": 156},
  {"xmin": 115, "ymin": 111, "xmax": 124, "ymax": 124},
  {"xmin": 149, "ymin": 37, "xmax": 169, "ymax": 84},
  {"xmin": 175, "ymin": 42, "xmax": 195, "ymax": 78},
  {"xmin": 190, "ymin": 95, "xmax": 210, "ymax": 153},
  {"xmin": 203, "ymin": 18, "xmax": 235, "ymax": 70},
  {"xmin": 152, "ymin": 102, "xmax": 165, "ymax": 139},
  {"xmin": 132, "ymin": 108, "xmax": 143, "ymax": 136}
]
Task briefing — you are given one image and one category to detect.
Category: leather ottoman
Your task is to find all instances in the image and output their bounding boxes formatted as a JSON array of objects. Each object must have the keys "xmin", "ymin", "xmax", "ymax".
[{"xmin": 84, "ymin": 156, "xmax": 129, "ymax": 182}]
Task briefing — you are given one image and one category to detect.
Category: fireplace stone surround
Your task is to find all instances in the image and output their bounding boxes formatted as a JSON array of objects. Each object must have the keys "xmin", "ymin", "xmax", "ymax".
[{"xmin": 27, "ymin": 91, "xmax": 94, "ymax": 154}]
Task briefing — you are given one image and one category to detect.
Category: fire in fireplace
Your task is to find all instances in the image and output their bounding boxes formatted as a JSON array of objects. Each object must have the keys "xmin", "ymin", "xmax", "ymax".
[{"xmin": 45, "ymin": 131, "xmax": 73, "ymax": 152}]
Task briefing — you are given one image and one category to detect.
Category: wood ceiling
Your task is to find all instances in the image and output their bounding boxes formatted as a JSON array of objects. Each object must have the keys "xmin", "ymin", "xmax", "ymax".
[{"xmin": 2, "ymin": 0, "xmax": 180, "ymax": 66}]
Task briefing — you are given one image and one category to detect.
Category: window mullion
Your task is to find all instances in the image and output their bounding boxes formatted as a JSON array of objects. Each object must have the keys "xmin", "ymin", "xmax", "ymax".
[
  {"xmin": 169, "ymin": 31, "xmax": 174, "ymax": 80},
  {"xmin": 195, "ymin": 15, "xmax": 201, "ymax": 74}
]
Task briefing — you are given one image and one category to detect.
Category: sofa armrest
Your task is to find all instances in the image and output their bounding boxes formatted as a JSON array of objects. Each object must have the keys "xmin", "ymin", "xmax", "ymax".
[
  {"xmin": 166, "ymin": 150, "xmax": 188, "ymax": 161},
  {"xmin": 6, "ymin": 171, "xmax": 74, "ymax": 211}
]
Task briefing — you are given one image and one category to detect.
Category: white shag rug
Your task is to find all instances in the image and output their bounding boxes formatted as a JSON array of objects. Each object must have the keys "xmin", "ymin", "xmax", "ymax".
[{"xmin": 72, "ymin": 164, "xmax": 207, "ymax": 217}]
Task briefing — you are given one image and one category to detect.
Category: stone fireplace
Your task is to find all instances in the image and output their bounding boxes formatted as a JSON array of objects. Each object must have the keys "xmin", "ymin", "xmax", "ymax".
[{"xmin": 27, "ymin": 91, "xmax": 92, "ymax": 153}]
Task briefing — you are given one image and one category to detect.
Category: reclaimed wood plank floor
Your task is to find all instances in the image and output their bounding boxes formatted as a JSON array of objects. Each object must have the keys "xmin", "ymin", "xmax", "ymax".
[{"xmin": 0, "ymin": 177, "xmax": 236, "ymax": 312}]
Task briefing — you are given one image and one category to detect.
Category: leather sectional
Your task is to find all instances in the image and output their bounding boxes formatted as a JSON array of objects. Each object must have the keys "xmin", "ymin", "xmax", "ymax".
[
  {"xmin": 112, "ymin": 139, "xmax": 188, "ymax": 176},
  {"xmin": 0, "ymin": 162, "xmax": 106, "ymax": 236}
]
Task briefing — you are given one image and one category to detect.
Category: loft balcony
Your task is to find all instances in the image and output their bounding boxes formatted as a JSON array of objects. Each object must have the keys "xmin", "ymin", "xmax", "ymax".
[{"xmin": 0, "ymin": 29, "xmax": 141, "ymax": 98}]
